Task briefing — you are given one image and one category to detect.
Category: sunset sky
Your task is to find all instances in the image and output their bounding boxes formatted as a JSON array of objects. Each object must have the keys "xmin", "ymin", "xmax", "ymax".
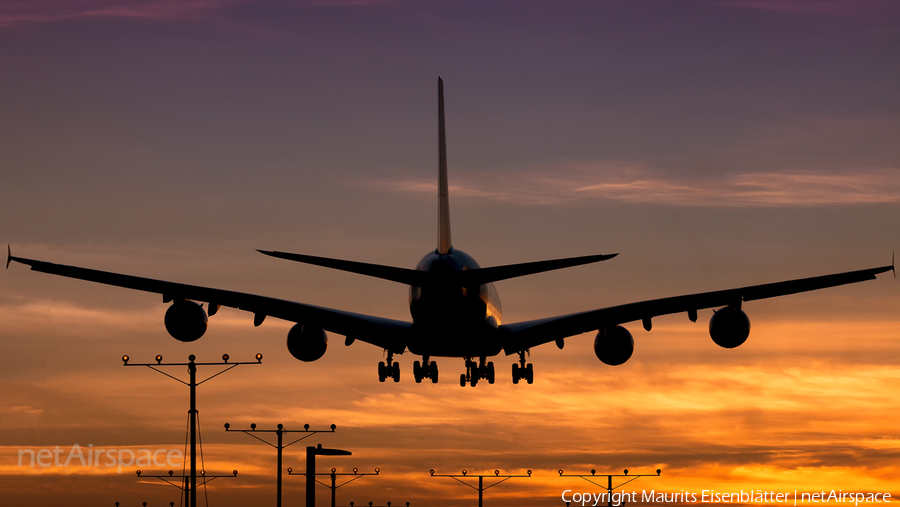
[{"xmin": 1, "ymin": 1, "xmax": 899, "ymax": 506}]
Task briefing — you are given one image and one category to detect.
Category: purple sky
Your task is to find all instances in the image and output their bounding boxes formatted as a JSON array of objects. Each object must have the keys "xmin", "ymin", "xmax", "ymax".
[{"xmin": 1, "ymin": 1, "xmax": 899, "ymax": 506}]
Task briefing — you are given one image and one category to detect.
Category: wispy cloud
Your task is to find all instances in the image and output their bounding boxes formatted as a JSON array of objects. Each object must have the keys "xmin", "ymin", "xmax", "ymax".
[
  {"xmin": 720, "ymin": 0, "xmax": 875, "ymax": 16},
  {"xmin": 358, "ymin": 162, "xmax": 900, "ymax": 207},
  {"xmin": 0, "ymin": 0, "xmax": 407, "ymax": 28},
  {"xmin": 0, "ymin": 299, "xmax": 285, "ymax": 342},
  {"xmin": 0, "ymin": 0, "xmax": 230, "ymax": 27}
]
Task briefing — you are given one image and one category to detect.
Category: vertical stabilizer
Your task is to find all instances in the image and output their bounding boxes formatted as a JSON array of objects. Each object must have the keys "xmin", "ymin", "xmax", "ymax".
[{"xmin": 437, "ymin": 77, "xmax": 453, "ymax": 254}]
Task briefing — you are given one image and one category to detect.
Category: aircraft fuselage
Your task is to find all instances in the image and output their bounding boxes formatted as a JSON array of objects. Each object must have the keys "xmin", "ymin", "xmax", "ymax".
[{"xmin": 407, "ymin": 248, "xmax": 503, "ymax": 358}]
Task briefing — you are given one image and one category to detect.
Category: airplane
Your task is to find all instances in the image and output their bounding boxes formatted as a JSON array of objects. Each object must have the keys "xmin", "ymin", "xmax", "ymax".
[{"xmin": 7, "ymin": 77, "xmax": 895, "ymax": 387}]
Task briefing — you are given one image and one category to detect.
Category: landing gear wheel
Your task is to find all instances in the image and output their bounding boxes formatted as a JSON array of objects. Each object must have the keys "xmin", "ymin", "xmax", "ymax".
[
  {"xmin": 460, "ymin": 373, "xmax": 466, "ymax": 387},
  {"xmin": 487, "ymin": 362, "xmax": 495, "ymax": 384},
  {"xmin": 392, "ymin": 362, "xmax": 400, "ymax": 383},
  {"xmin": 378, "ymin": 361, "xmax": 387, "ymax": 383},
  {"xmin": 413, "ymin": 361, "xmax": 423, "ymax": 383},
  {"xmin": 511, "ymin": 350, "xmax": 532, "ymax": 385},
  {"xmin": 431, "ymin": 362, "xmax": 439, "ymax": 384},
  {"xmin": 470, "ymin": 375, "xmax": 478, "ymax": 387}
]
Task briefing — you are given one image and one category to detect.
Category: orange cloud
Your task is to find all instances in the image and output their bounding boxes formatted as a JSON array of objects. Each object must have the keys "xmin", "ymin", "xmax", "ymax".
[{"xmin": 1, "ymin": 272, "xmax": 897, "ymax": 505}]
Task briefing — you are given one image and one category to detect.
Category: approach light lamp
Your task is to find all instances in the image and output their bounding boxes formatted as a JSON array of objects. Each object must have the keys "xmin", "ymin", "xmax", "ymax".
[
  {"xmin": 330, "ymin": 424, "xmax": 336, "ymax": 431},
  {"xmin": 224, "ymin": 423, "xmax": 230, "ymax": 430},
  {"xmin": 304, "ymin": 424, "xmax": 310, "ymax": 430},
  {"xmin": 657, "ymin": 469, "xmax": 662, "ymax": 476},
  {"xmin": 222, "ymin": 353, "xmax": 229, "ymax": 363},
  {"xmin": 277, "ymin": 423, "xmax": 283, "ymax": 430},
  {"xmin": 287, "ymin": 467, "xmax": 292, "ymax": 473},
  {"xmin": 462, "ymin": 469, "xmax": 467, "ymax": 476},
  {"xmin": 527, "ymin": 470, "xmax": 532, "ymax": 476},
  {"xmin": 233, "ymin": 470, "xmax": 238, "ymax": 476},
  {"xmin": 122, "ymin": 355, "xmax": 129, "ymax": 365},
  {"xmin": 250, "ymin": 423, "xmax": 257, "ymax": 430},
  {"xmin": 624, "ymin": 469, "xmax": 629, "ymax": 475},
  {"xmin": 255, "ymin": 353, "xmax": 263, "ymax": 363},
  {"xmin": 494, "ymin": 470, "xmax": 500, "ymax": 476},
  {"xmin": 558, "ymin": 469, "xmax": 564, "ymax": 476},
  {"xmin": 375, "ymin": 468, "xmax": 380, "ymax": 474},
  {"xmin": 353, "ymin": 468, "xmax": 358, "ymax": 474},
  {"xmin": 332, "ymin": 467, "xmax": 337, "ymax": 473},
  {"xmin": 136, "ymin": 470, "xmax": 141, "ymax": 476},
  {"xmin": 188, "ymin": 354, "xmax": 196, "ymax": 362}
]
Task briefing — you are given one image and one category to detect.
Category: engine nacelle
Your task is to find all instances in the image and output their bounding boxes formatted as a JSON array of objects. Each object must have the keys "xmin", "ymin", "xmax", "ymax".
[
  {"xmin": 164, "ymin": 300, "xmax": 208, "ymax": 342},
  {"xmin": 709, "ymin": 306, "xmax": 751, "ymax": 348},
  {"xmin": 286, "ymin": 324, "xmax": 328, "ymax": 362},
  {"xmin": 593, "ymin": 325, "xmax": 634, "ymax": 366}
]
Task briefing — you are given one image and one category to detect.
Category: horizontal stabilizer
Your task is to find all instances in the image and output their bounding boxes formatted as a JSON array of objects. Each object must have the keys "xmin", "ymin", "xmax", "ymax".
[
  {"xmin": 260, "ymin": 249, "xmax": 616, "ymax": 287},
  {"xmin": 258, "ymin": 250, "xmax": 428, "ymax": 286},
  {"xmin": 456, "ymin": 253, "xmax": 618, "ymax": 286}
]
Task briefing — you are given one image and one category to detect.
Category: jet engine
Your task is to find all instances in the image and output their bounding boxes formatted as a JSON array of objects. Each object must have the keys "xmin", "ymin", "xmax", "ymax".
[
  {"xmin": 709, "ymin": 306, "xmax": 750, "ymax": 348},
  {"xmin": 286, "ymin": 324, "xmax": 328, "ymax": 362},
  {"xmin": 593, "ymin": 325, "xmax": 634, "ymax": 366},
  {"xmin": 164, "ymin": 300, "xmax": 208, "ymax": 342}
]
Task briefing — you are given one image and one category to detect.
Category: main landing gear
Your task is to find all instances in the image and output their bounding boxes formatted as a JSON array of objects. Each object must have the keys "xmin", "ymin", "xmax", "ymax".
[
  {"xmin": 459, "ymin": 357, "xmax": 495, "ymax": 387},
  {"xmin": 511, "ymin": 350, "xmax": 533, "ymax": 384},
  {"xmin": 413, "ymin": 357, "xmax": 439, "ymax": 384},
  {"xmin": 378, "ymin": 351, "xmax": 400, "ymax": 383}
]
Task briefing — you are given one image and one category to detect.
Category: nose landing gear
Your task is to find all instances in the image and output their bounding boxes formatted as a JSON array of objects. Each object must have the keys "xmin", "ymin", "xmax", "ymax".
[
  {"xmin": 413, "ymin": 357, "xmax": 439, "ymax": 384},
  {"xmin": 377, "ymin": 351, "xmax": 400, "ymax": 383},
  {"xmin": 511, "ymin": 350, "xmax": 533, "ymax": 384},
  {"xmin": 460, "ymin": 357, "xmax": 495, "ymax": 387}
]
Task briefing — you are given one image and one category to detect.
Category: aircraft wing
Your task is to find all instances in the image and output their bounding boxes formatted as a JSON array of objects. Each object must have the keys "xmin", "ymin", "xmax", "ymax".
[
  {"xmin": 7, "ymin": 253, "xmax": 411, "ymax": 352},
  {"xmin": 500, "ymin": 263, "xmax": 894, "ymax": 354}
]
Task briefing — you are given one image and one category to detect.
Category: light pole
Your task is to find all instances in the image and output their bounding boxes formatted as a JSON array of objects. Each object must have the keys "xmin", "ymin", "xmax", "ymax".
[
  {"xmin": 225, "ymin": 422, "xmax": 336, "ymax": 507},
  {"xmin": 123, "ymin": 352, "xmax": 262, "ymax": 507},
  {"xmin": 558, "ymin": 468, "xmax": 662, "ymax": 507},
  {"xmin": 429, "ymin": 469, "xmax": 532, "ymax": 507},
  {"xmin": 135, "ymin": 469, "xmax": 238, "ymax": 502},
  {"xmin": 288, "ymin": 466, "xmax": 380, "ymax": 507},
  {"xmin": 300, "ymin": 444, "xmax": 352, "ymax": 507}
]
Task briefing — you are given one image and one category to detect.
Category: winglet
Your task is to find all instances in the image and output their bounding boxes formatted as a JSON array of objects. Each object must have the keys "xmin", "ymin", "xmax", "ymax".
[
  {"xmin": 893, "ymin": 251, "xmax": 896, "ymax": 279},
  {"xmin": 6, "ymin": 245, "xmax": 10, "ymax": 270}
]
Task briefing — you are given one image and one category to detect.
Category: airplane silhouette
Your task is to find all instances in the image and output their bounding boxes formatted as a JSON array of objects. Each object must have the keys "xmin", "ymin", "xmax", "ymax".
[{"xmin": 7, "ymin": 78, "xmax": 895, "ymax": 386}]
